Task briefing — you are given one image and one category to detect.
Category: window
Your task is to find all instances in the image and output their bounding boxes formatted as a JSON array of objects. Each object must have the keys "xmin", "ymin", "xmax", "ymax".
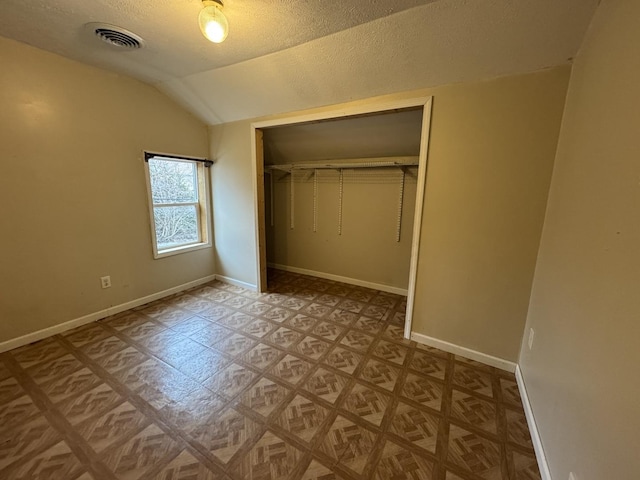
[{"xmin": 144, "ymin": 152, "xmax": 212, "ymax": 258}]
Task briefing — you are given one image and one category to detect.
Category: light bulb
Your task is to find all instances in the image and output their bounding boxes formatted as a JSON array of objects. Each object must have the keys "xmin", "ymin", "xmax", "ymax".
[{"xmin": 198, "ymin": 1, "xmax": 229, "ymax": 43}]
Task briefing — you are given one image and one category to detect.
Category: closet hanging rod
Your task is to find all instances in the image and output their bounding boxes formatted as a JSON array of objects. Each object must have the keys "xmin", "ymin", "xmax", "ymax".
[{"xmin": 265, "ymin": 160, "xmax": 419, "ymax": 172}]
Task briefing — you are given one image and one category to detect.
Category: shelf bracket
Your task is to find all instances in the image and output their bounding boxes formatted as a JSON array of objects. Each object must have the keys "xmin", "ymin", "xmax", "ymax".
[
  {"xmin": 396, "ymin": 168, "xmax": 406, "ymax": 242},
  {"xmin": 268, "ymin": 170, "xmax": 274, "ymax": 227},
  {"xmin": 338, "ymin": 169, "xmax": 344, "ymax": 235},
  {"xmin": 290, "ymin": 173, "xmax": 295, "ymax": 229},
  {"xmin": 313, "ymin": 169, "xmax": 318, "ymax": 233}
]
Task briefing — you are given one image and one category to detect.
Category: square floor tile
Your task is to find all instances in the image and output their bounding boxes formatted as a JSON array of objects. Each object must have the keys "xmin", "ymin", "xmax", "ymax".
[
  {"xmin": 0, "ymin": 394, "xmax": 41, "ymax": 432},
  {"xmin": 154, "ymin": 450, "xmax": 225, "ymax": 480},
  {"xmin": 339, "ymin": 331, "xmax": 375, "ymax": 353},
  {"xmin": 26, "ymin": 354, "xmax": 85, "ymax": 386},
  {"xmin": 323, "ymin": 346, "xmax": 364, "ymax": 375},
  {"xmin": 312, "ymin": 321, "xmax": 344, "ymax": 341},
  {"xmin": 153, "ymin": 309, "xmax": 196, "ymax": 328},
  {"xmin": 169, "ymin": 317, "xmax": 214, "ymax": 337},
  {"xmin": 401, "ymin": 374, "xmax": 444, "ymax": 412},
  {"xmin": 11, "ymin": 338, "xmax": 67, "ymax": 368},
  {"xmin": 300, "ymin": 302, "xmax": 331, "ymax": 318},
  {"xmin": 0, "ymin": 415, "xmax": 61, "ymax": 470},
  {"xmin": 358, "ymin": 359, "xmax": 400, "ymax": 392},
  {"xmin": 389, "ymin": 402, "xmax": 439, "ymax": 453},
  {"xmin": 56, "ymin": 382, "xmax": 123, "ymax": 425},
  {"xmin": 447, "ymin": 424, "xmax": 503, "ymax": 480},
  {"xmin": 216, "ymin": 333, "xmax": 257, "ymax": 358},
  {"xmin": 204, "ymin": 362, "xmax": 258, "ymax": 400},
  {"xmin": 242, "ymin": 343, "xmax": 284, "ymax": 370},
  {"xmin": 199, "ymin": 305, "xmax": 234, "ymax": 323},
  {"xmin": 302, "ymin": 367, "xmax": 349, "ymax": 404},
  {"xmin": 0, "ymin": 377, "xmax": 25, "ymax": 405},
  {"xmin": 294, "ymin": 336, "xmax": 332, "ymax": 360},
  {"xmin": 158, "ymin": 388, "xmax": 225, "ymax": 430},
  {"xmin": 3, "ymin": 440, "xmax": 83, "ymax": 480},
  {"xmin": 40, "ymin": 367, "xmax": 102, "ymax": 403},
  {"xmin": 410, "ymin": 351, "xmax": 448, "ymax": 380},
  {"xmin": 231, "ymin": 430, "xmax": 303, "ymax": 480},
  {"xmin": 63, "ymin": 324, "xmax": 111, "ymax": 348},
  {"xmin": 75, "ymin": 401, "xmax": 149, "ymax": 453},
  {"xmin": 340, "ymin": 382, "xmax": 390, "ymax": 427},
  {"xmin": 267, "ymin": 327, "xmax": 303, "ymax": 349},
  {"xmin": 320, "ymin": 415, "xmax": 378, "ymax": 475},
  {"xmin": 239, "ymin": 377, "xmax": 290, "ymax": 417},
  {"xmin": 241, "ymin": 319, "xmax": 275, "ymax": 338},
  {"xmin": 96, "ymin": 347, "xmax": 148, "ymax": 374},
  {"xmin": 374, "ymin": 440, "xmax": 436, "ymax": 480},
  {"xmin": 263, "ymin": 307, "xmax": 295, "ymax": 323},
  {"xmin": 269, "ymin": 354, "xmax": 313, "ymax": 386},
  {"xmin": 510, "ymin": 448, "xmax": 541, "ymax": 480},
  {"xmin": 172, "ymin": 347, "xmax": 229, "ymax": 383},
  {"xmin": 505, "ymin": 408, "xmax": 534, "ymax": 450},
  {"xmin": 450, "ymin": 389, "xmax": 498, "ymax": 436},
  {"xmin": 452, "ymin": 365, "xmax": 494, "ymax": 399},
  {"xmin": 80, "ymin": 336, "xmax": 128, "ymax": 360},
  {"xmin": 284, "ymin": 314, "xmax": 317, "ymax": 332},
  {"xmin": 326, "ymin": 309, "xmax": 359, "ymax": 326},
  {"xmin": 189, "ymin": 323, "xmax": 233, "ymax": 348},
  {"xmin": 301, "ymin": 459, "xmax": 344, "ymax": 480},
  {"xmin": 500, "ymin": 378, "xmax": 523, "ymax": 409},
  {"xmin": 373, "ymin": 340, "xmax": 408, "ymax": 366},
  {"xmin": 275, "ymin": 394, "xmax": 328, "ymax": 444},
  {"xmin": 353, "ymin": 316, "xmax": 386, "ymax": 334},
  {"xmin": 189, "ymin": 406, "xmax": 261, "ymax": 464},
  {"xmin": 101, "ymin": 312, "xmax": 148, "ymax": 331},
  {"xmin": 101, "ymin": 423, "xmax": 179, "ymax": 480}
]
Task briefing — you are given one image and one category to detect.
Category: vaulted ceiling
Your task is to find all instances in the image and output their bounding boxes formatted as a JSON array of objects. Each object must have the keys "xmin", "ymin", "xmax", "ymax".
[{"xmin": 0, "ymin": 0, "xmax": 599, "ymax": 125}]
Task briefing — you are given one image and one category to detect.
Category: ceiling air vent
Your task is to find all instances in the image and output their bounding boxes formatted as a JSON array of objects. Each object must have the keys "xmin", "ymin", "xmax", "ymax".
[{"xmin": 86, "ymin": 23, "xmax": 145, "ymax": 49}]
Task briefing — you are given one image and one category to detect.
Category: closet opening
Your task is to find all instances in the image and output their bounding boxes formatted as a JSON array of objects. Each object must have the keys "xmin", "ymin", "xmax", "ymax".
[{"xmin": 251, "ymin": 98, "xmax": 432, "ymax": 339}]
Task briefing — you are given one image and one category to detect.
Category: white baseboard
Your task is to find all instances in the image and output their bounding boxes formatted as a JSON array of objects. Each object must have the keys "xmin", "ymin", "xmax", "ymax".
[
  {"xmin": 268, "ymin": 263, "xmax": 408, "ymax": 296},
  {"xmin": 215, "ymin": 274, "xmax": 258, "ymax": 292},
  {"xmin": 515, "ymin": 366, "xmax": 552, "ymax": 480},
  {"xmin": 0, "ymin": 274, "xmax": 217, "ymax": 353},
  {"xmin": 410, "ymin": 331, "xmax": 517, "ymax": 373}
]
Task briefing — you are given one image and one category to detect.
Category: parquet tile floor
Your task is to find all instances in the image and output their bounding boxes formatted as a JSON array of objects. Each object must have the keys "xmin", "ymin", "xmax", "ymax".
[{"xmin": 0, "ymin": 269, "xmax": 541, "ymax": 480}]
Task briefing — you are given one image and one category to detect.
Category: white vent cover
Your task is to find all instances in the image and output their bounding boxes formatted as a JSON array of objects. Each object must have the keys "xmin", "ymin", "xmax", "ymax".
[{"xmin": 86, "ymin": 23, "xmax": 145, "ymax": 49}]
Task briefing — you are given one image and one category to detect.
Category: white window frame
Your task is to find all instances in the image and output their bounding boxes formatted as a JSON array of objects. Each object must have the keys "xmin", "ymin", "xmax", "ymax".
[{"xmin": 143, "ymin": 152, "xmax": 212, "ymax": 259}]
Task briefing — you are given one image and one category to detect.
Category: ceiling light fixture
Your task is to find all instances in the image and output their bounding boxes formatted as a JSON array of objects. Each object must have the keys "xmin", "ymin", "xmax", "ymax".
[{"xmin": 198, "ymin": 0, "xmax": 229, "ymax": 43}]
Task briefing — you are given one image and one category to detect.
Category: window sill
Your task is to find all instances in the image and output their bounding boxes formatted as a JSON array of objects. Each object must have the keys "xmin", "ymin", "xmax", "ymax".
[{"xmin": 154, "ymin": 241, "xmax": 211, "ymax": 259}]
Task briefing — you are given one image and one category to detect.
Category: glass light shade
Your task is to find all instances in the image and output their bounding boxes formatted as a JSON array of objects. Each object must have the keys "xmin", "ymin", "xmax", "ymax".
[{"xmin": 198, "ymin": 4, "xmax": 229, "ymax": 43}]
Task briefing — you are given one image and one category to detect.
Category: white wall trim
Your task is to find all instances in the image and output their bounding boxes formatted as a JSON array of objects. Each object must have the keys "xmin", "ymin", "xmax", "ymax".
[
  {"xmin": 0, "ymin": 274, "xmax": 217, "ymax": 354},
  {"xmin": 515, "ymin": 365, "xmax": 552, "ymax": 480},
  {"xmin": 269, "ymin": 263, "xmax": 408, "ymax": 296},
  {"xmin": 411, "ymin": 331, "xmax": 517, "ymax": 372},
  {"xmin": 215, "ymin": 274, "xmax": 258, "ymax": 292},
  {"xmin": 403, "ymin": 97, "xmax": 433, "ymax": 341}
]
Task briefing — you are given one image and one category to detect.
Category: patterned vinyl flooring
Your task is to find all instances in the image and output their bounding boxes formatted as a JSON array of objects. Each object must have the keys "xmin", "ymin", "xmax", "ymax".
[{"xmin": 0, "ymin": 269, "xmax": 541, "ymax": 480}]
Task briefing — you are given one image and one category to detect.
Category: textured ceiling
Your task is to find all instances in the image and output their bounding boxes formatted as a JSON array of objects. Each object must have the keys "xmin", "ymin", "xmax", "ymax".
[
  {"xmin": 264, "ymin": 109, "xmax": 424, "ymax": 164},
  {"xmin": 0, "ymin": 0, "xmax": 599, "ymax": 125}
]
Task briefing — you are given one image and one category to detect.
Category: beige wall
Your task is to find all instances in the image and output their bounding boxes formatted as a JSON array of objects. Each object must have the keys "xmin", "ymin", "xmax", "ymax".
[
  {"xmin": 267, "ymin": 164, "xmax": 417, "ymax": 290},
  {"xmin": 520, "ymin": 0, "xmax": 640, "ymax": 478},
  {"xmin": 0, "ymin": 37, "xmax": 213, "ymax": 344},
  {"xmin": 209, "ymin": 66, "xmax": 570, "ymax": 361},
  {"xmin": 414, "ymin": 68, "xmax": 570, "ymax": 361}
]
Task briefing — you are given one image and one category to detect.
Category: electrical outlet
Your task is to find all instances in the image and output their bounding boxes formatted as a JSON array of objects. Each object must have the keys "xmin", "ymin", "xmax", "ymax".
[
  {"xmin": 569, "ymin": 473, "xmax": 577, "ymax": 480},
  {"xmin": 528, "ymin": 328, "xmax": 535, "ymax": 350},
  {"xmin": 100, "ymin": 276, "xmax": 111, "ymax": 289}
]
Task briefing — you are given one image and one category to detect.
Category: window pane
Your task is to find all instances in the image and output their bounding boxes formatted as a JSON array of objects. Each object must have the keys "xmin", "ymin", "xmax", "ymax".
[
  {"xmin": 154, "ymin": 205, "xmax": 200, "ymax": 249},
  {"xmin": 149, "ymin": 159, "xmax": 198, "ymax": 204}
]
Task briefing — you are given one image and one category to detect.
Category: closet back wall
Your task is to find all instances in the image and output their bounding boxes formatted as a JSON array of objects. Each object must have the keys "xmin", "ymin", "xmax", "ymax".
[{"xmin": 267, "ymin": 164, "xmax": 417, "ymax": 292}]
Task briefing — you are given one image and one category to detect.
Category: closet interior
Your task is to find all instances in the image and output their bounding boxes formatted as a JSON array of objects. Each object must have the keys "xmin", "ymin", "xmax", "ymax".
[{"xmin": 261, "ymin": 108, "xmax": 424, "ymax": 294}]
